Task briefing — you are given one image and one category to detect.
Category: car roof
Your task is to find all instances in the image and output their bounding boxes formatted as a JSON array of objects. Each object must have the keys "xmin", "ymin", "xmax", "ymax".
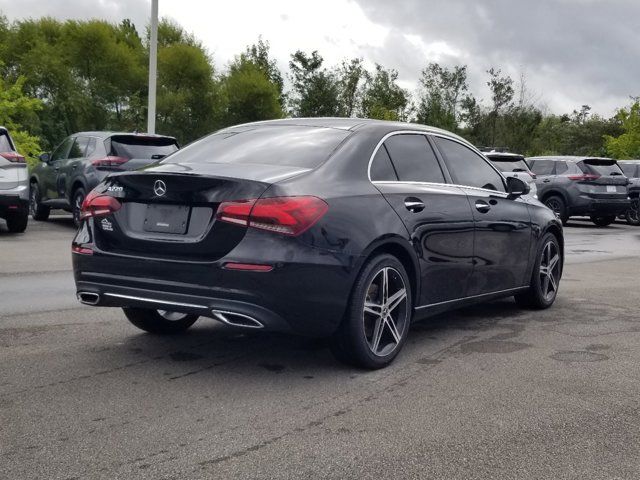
[
  {"xmin": 72, "ymin": 131, "xmax": 177, "ymax": 141},
  {"xmin": 527, "ymin": 155, "xmax": 614, "ymax": 162},
  {"xmin": 218, "ymin": 117, "xmax": 473, "ymax": 147},
  {"xmin": 619, "ymin": 159, "xmax": 640, "ymax": 164}
]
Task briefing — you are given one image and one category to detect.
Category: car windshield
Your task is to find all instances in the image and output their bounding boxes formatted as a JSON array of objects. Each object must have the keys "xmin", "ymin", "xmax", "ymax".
[
  {"xmin": 582, "ymin": 159, "xmax": 624, "ymax": 176},
  {"xmin": 0, "ymin": 133, "xmax": 13, "ymax": 152},
  {"xmin": 488, "ymin": 157, "xmax": 529, "ymax": 173},
  {"xmin": 162, "ymin": 126, "xmax": 352, "ymax": 168},
  {"xmin": 110, "ymin": 136, "xmax": 178, "ymax": 160}
]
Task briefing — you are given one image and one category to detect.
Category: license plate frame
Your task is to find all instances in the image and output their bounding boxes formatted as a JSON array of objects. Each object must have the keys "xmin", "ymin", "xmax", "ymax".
[
  {"xmin": 606, "ymin": 185, "xmax": 617, "ymax": 193},
  {"xmin": 143, "ymin": 204, "xmax": 190, "ymax": 234}
]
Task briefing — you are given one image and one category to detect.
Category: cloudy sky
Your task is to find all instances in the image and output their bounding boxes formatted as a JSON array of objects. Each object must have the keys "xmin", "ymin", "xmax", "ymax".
[{"xmin": 1, "ymin": 0, "xmax": 637, "ymax": 116}]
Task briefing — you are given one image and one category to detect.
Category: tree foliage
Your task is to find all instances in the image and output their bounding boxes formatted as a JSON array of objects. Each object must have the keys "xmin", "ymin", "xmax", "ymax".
[{"xmin": 605, "ymin": 101, "xmax": 640, "ymax": 159}]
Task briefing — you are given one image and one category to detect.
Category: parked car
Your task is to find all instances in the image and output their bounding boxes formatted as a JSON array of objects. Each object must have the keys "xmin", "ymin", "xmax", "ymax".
[
  {"xmin": 617, "ymin": 160, "xmax": 640, "ymax": 225},
  {"xmin": 0, "ymin": 126, "xmax": 29, "ymax": 232},
  {"xmin": 527, "ymin": 156, "xmax": 630, "ymax": 226},
  {"xmin": 484, "ymin": 151, "xmax": 537, "ymax": 198},
  {"xmin": 29, "ymin": 132, "xmax": 179, "ymax": 227},
  {"xmin": 72, "ymin": 118, "xmax": 563, "ymax": 369}
]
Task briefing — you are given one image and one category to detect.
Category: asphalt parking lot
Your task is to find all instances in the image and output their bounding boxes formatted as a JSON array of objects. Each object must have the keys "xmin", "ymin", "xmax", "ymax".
[{"xmin": 2, "ymin": 216, "xmax": 640, "ymax": 479}]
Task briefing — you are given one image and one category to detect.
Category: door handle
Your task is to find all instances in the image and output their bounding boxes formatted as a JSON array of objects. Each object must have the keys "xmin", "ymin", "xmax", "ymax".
[
  {"xmin": 404, "ymin": 197, "xmax": 425, "ymax": 213},
  {"xmin": 72, "ymin": 164, "xmax": 78, "ymax": 169},
  {"xmin": 475, "ymin": 200, "xmax": 491, "ymax": 213},
  {"xmin": 542, "ymin": 178, "xmax": 551, "ymax": 183}
]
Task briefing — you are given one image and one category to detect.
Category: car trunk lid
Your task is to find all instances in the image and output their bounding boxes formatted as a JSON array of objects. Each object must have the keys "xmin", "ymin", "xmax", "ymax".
[{"xmin": 574, "ymin": 159, "xmax": 628, "ymax": 198}]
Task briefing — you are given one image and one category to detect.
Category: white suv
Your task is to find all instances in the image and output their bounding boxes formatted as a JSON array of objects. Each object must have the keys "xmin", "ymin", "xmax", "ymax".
[
  {"xmin": 0, "ymin": 127, "xmax": 29, "ymax": 232},
  {"xmin": 485, "ymin": 151, "xmax": 538, "ymax": 199}
]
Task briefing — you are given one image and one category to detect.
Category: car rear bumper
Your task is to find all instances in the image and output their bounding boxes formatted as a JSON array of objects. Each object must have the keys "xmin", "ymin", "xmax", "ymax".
[
  {"xmin": 72, "ymin": 246, "xmax": 358, "ymax": 337},
  {"xmin": 0, "ymin": 188, "xmax": 29, "ymax": 217},
  {"xmin": 570, "ymin": 197, "xmax": 630, "ymax": 216}
]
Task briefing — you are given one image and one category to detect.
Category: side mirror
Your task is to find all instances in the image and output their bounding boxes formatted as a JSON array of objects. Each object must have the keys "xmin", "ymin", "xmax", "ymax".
[
  {"xmin": 506, "ymin": 176, "xmax": 530, "ymax": 199},
  {"xmin": 39, "ymin": 152, "xmax": 50, "ymax": 163}
]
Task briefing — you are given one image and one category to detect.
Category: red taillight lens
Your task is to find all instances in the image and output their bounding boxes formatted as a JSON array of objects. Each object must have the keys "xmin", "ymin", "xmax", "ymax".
[
  {"xmin": 568, "ymin": 174, "xmax": 600, "ymax": 181},
  {"xmin": 216, "ymin": 196, "xmax": 328, "ymax": 236},
  {"xmin": 0, "ymin": 152, "xmax": 26, "ymax": 163},
  {"xmin": 80, "ymin": 191, "xmax": 121, "ymax": 220},
  {"xmin": 91, "ymin": 156, "xmax": 129, "ymax": 167},
  {"xmin": 72, "ymin": 245, "xmax": 93, "ymax": 255}
]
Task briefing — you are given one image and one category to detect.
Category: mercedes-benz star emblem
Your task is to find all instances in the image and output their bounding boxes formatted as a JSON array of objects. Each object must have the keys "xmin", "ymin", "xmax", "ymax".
[{"xmin": 153, "ymin": 179, "xmax": 167, "ymax": 197}]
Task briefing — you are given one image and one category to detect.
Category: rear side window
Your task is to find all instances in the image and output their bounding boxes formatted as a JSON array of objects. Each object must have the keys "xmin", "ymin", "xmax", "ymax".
[
  {"xmin": 555, "ymin": 161, "xmax": 569, "ymax": 174},
  {"xmin": 163, "ymin": 126, "xmax": 350, "ymax": 168},
  {"xmin": 370, "ymin": 145, "xmax": 398, "ymax": 181},
  {"xmin": 111, "ymin": 136, "xmax": 179, "ymax": 160},
  {"xmin": 434, "ymin": 137, "xmax": 505, "ymax": 192},
  {"xmin": 383, "ymin": 134, "xmax": 445, "ymax": 183},
  {"xmin": 619, "ymin": 162, "xmax": 639, "ymax": 177},
  {"xmin": 0, "ymin": 133, "xmax": 13, "ymax": 152},
  {"xmin": 530, "ymin": 160, "xmax": 555, "ymax": 175},
  {"xmin": 581, "ymin": 160, "xmax": 624, "ymax": 176}
]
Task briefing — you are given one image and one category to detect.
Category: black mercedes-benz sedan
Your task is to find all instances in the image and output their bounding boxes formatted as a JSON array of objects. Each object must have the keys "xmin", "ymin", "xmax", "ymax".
[{"xmin": 72, "ymin": 118, "xmax": 563, "ymax": 368}]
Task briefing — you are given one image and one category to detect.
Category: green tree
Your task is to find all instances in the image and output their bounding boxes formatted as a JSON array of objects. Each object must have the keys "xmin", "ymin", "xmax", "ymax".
[
  {"xmin": 336, "ymin": 58, "xmax": 365, "ymax": 117},
  {"xmin": 0, "ymin": 74, "xmax": 43, "ymax": 167},
  {"xmin": 288, "ymin": 50, "xmax": 340, "ymax": 117},
  {"xmin": 605, "ymin": 101, "xmax": 640, "ymax": 159},
  {"xmin": 242, "ymin": 38, "xmax": 285, "ymax": 109},
  {"xmin": 223, "ymin": 56, "xmax": 283, "ymax": 125},
  {"xmin": 486, "ymin": 67, "xmax": 514, "ymax": 145},
  {"xmin": 359, "ymin": 64, "xmax": 410, "ymax": 121},
  {"xmin": 416, "ymin": 63, "xmax": 468, "ymax": 130}
]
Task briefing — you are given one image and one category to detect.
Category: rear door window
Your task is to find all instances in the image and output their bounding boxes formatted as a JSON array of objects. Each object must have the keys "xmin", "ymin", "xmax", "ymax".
[
  {"xmin": 530, "ymin": 160, "xmax": 555, "ymax": 175},
  {"xmin": 434, "ymin": 137, "xmax": 505, "ymax": 192},
  {"xmin": 555, "ymin": 161, "xmax": 569, "ymax": 174},
  {"xmin": 110, "ymin": 136, "xmax": 179, "ymax": 160},
  {"xmin": 370, "ymin": 145, "xmax": 398, "ymax": 181},
  {"xmin": 383, "ymin": 134, "xmax": 445, "ymax": 183},
  {"xmin": 69, "ymin": 137, "xmax": 89, "ymax": 158}
]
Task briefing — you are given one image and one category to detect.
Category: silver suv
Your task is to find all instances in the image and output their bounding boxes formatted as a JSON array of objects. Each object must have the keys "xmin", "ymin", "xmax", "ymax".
[
  {"xmin": 528, "ymin": 156, "xmax": 630, "ymax": 227},
  {"xmin": 485, "ymin": 152, "xmax": 537, "ymax": 199},
  {"xmin": 0, "ymin": 127, "xmax": 29, "ymax": 232}
]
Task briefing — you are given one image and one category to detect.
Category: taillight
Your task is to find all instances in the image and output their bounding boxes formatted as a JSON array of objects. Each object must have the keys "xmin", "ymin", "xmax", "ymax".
[
  {"xmin": 568, "ymin": 174, "xmax": 600, "ymax": 181},
  {"xmin": 80, "ymin": 190, "xmax": 121, "ymax": 219},
  {"xmin": 0, "ymin": 152, "xmax": 26, "ymax": 163},
  {"xmin": 91, "ymin": 156, "xmax": 128, "ymax": 167},
  {"xmin": 216, "ymin": 196, "xmax": 328, "ymax": 236}
]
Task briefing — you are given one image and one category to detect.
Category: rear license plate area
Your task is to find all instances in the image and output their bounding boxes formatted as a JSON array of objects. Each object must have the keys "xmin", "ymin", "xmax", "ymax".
[
  {"xmin": 606, "ymin": 185, "xmax": 617, "ymax": 193},
  {"xmin": 143, "ymin": 204, "xmax": 190, "ymax": 234}
]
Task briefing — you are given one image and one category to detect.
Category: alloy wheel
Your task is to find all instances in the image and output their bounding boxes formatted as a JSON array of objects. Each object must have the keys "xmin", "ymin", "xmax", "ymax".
[
  {"xmin": 73, "ymin": 191, "xmax": 85, "ymax": 226},
  {"xmin": 539, "ymin": 241, "xmax": 561, "ymax": 301},
  {"xmin": 362, "ymin": 267, "xmax": 409, "ymax": 357},
  {"xmin": 545, "ymin": 198, "xmax": 562, "ymax": 217},
  {"xmin": 628, "ymin": 199, "xmax": 640, "ymax": 224},
  {"xmin": 29, "ymin": 188, "xmax": 38, "ymax": 217}
]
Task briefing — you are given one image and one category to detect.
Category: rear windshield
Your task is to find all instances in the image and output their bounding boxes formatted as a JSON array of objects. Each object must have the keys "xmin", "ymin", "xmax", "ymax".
[
  {"xmin": 110, "ymin": 136, "xmax": 178, "ymax": 160},
  {"xmin": 0, "ymin": 133, "xmax": 14, "ymax": 152},
  {"xmin": 163, "ymin": 126, "xmax": 351, "ymax": 168},
  {"xmin": 487, "ymin": 156, "xmax": 529, "ymax": 173},
  {"xmin": 619, "ymin": 162, "xmax": 639, "ymax": 178},
  {"xmin": 581, "ymin": 159, "xmax": 624, "ymax": 176}
]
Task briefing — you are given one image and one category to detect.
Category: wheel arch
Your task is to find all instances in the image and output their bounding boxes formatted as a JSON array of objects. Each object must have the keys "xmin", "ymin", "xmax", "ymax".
[
  {"xmin": 69, "ymin": 178, "xmax": 87, "ymax": 200},
  {"xmin": 356, "ymin": 236, "xmax": 421, "ymax": 303},
  {"xmin": 540, "ymin": 189, "xmax": 569, "ymax": 206}
]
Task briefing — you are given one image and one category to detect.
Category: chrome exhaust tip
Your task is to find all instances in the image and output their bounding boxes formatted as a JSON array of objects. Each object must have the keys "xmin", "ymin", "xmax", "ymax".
[
  {"xmin": 77, "ymin": 291, "xmax": 100, "ymax": 306},
  {"xmin": 211, "ymin": 310, "xmax": 264, "ymax": 329}
]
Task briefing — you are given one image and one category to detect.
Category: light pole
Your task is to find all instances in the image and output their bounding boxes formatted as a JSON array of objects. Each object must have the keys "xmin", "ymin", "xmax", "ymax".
[{"xmin": 147, "ymin": 0, "xmax": 158, "ymax": 134}]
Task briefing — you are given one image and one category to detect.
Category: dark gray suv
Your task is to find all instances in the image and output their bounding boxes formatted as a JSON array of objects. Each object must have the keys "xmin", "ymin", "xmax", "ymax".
[
  {"xmin": 528, "ymin": 156, "xmax": 630, "ymax": 227},
  {"xmin": 29, "ymin": 132, "xmax": 179, "ymax": 227},
  {"xmin": 618, "ymin": 160, "xmax": 640, "ymax": 225}
]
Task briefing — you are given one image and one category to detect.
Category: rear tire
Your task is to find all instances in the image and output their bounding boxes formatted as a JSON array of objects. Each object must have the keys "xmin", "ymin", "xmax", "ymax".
[
  {"xmin": 543, "ymin": 195, "xmax": 568, "ymax": 225},
  {"xmin": 330, "ymin": 254, "xmax": 412, "ymax": 369},
  {"xmin": 5, "ymin": 209, "xmax": 28, "ymax": 233},
  {"xmin": 72, "ymin": 187, "xmax": 86, "ymax": 228},
  {"xmin": 590, "ymin": 215, "xmax": 616, "ymax": 227},
  {"xmin": 515, "ymin": 232, "xmax": 562, "ymax": 309},
  {"xmin": 625, "ymin": 198, "xmax": 640, "ymax": 226},
  {"xmin": 30, "ymin": 183, "xmax": 50, "ymax": 221},
  {"xmin": 123, "ymin": 308, "xmax": 199, "ymax": 334}
]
